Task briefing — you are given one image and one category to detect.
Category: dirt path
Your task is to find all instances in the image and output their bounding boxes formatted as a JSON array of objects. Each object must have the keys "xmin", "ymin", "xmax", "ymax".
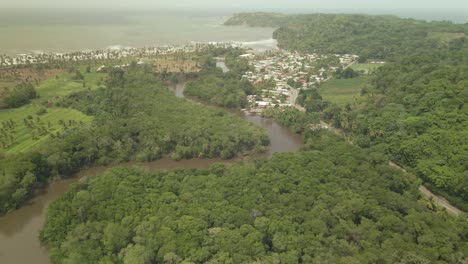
[
  {"xmin": 388, "ymin": 161, "xmax": 463, "ymax": 216},
  {"xmin": 289, "ymin": 86, "xmax": 306, "ymax": 112}
]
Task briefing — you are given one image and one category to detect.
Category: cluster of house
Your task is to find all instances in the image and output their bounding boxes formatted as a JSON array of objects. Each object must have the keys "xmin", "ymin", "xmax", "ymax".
[
  {"xmin": 0, "ymin": 43, "xmax": 235, "ymax": 68},
  {"xmin": 240, "ymin": 51, "xmax": 358, "ymax": 112}
]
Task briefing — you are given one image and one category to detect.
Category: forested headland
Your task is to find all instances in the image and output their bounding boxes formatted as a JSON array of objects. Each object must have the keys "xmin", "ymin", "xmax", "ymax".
[
  {"xmin": 227, "ymin": 13, "xmax": 468, "ymax": 209},
  {"xmin": 40, "ymin": 131, "xmax": 467, "ymax": 263},
  {"xmin": 225, "ymin": 13, "xmax": 467, "ymax": 61}
]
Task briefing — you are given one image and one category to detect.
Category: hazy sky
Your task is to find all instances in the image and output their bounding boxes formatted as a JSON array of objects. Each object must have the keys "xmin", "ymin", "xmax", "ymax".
[{"xmin": 2, "ymin": 0, "xmax": 468, "ymax": 11}]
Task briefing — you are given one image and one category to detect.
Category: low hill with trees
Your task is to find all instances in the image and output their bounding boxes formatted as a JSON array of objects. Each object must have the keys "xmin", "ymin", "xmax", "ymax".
[{"xmin": 225, "ymin": 13, "xmax": 467, "ymax": 60}]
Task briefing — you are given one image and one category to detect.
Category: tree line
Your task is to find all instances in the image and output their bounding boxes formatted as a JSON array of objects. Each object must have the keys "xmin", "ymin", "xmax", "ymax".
[{"xmin": 0, "ymin": 82, "xmax": 37, "ymax": 109}]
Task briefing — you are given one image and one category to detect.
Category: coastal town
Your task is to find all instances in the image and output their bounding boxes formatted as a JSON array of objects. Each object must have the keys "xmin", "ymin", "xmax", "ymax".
[
  {"xmin": 0, "ymin": 43, "xmax": 235, "ymax": 67},
  {"xmin": 1, "ymin": 41, "xmax": 361, "ymax": 112},
  {"xmin": 1, "ymin": 42, "xmax": 361, "ymax": 114},
  {"xmin": 239, "ymin": 51, "xmax": 359, "ymax": 112}
]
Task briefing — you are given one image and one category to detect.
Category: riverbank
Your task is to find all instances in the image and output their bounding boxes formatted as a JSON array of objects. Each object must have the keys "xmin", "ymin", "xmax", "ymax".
[{"xmin": 0, "ymin": 79, "xmax": 303, "ymax": 263}]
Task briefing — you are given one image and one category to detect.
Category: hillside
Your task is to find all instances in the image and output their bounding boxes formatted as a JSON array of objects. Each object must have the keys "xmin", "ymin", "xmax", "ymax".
[
  {"xmin": 225, "ymin": 13, "xmax": 467, "ymax": 60},
  {"xmin": 227, "ymin": 13, "xmax": 468, "ymax": 208}
]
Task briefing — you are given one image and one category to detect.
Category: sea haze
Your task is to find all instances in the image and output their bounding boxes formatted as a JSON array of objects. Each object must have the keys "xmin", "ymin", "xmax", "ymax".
[
  {"xmin": 0, "ymin": 8, "xmax": 465, "ymax": 55},
  {"xmin": 0, "ymin": 8, "xmax": 276, "ymax": 55}
]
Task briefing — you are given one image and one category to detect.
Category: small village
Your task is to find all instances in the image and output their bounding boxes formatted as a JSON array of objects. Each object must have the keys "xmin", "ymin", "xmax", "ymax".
[
  {"xmin": 240, "ymin": 51, "xmax": 359, "ymax": 112},
  {"xmin": 1, "ymin": 42, "xmax": 360, "ymax": 115},
  {"xmin": 0, "ymin": 42, "xmax": 235, "ymax": 67}
]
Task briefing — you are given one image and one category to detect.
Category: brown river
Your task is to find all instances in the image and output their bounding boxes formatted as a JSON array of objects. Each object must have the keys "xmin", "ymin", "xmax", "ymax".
[{"xmin": 0, "ymin": 70, "xmax": 303, "ymax": 264}]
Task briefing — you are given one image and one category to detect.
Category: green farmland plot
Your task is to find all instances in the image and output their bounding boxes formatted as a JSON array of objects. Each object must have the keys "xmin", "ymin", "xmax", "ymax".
[
  {"xmin": 427, "ymin": 32, "xmax": 465, "ymax": 44},
  {"xmin": 36, "ymin": 69, "xmax": 105, "ymax": 100},
  {"xmin": 0, "ymin": 66, "xmax": 101, "ymax": 153},
  {"xmin": 318, "ymin": 76, "xmax": 369, "ymax": 106},
  {"xmin": 0, "ymin": 105, "xmax": 92, "ymax": 154},
  {"xmin": 351, "ymin": 63, "xmax": 383, "ymax": 74}
]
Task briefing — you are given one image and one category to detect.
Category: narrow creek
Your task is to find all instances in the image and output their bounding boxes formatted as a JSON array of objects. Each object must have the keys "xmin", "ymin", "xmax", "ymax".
[{"xmin": 0, "ymin": 63, "xmax": 304, "ymax": 264}]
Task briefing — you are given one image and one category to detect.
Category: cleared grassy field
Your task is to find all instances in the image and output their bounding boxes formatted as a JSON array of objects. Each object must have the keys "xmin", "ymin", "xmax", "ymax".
[
  {"xmin": 36, "ymin": 68, "xmax": 105, "ymax": 100},
  {"xmin": 0, "ymin": 81, "xmax": 13, "ymax": 89},
  {"xmin": 0, "ymin": 105, "xmax": 92, "ymax": 154},
  {"xmin": 151, "ymin": 59, "xmax": 200, "ymax": 73},
  {"xmin": 427, "ymin": 32, "xmax": 465, "ymax": 44},
  {"xmin": 318, "ymin": 76, "xmax": 368, "ymax": 106},
  {"xmin": 351, "ymin": 63, "xmax": 383, "ymax": 74},
  {"xmin": 0, "ymin": 66, "xmax": 101, "ymax": 153}
]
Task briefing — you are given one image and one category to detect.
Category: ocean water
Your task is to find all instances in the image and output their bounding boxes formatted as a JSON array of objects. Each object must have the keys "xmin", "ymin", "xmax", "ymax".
[
  {"xmin": 0, "ymin": 8, "xmax": 465, "ymax": 56},
  {"xmin": 0, "ymin": 9, "xmax": 276, "ymax": 55}
]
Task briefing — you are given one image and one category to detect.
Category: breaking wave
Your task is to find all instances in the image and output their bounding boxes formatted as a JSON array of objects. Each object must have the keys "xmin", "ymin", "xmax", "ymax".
[
  {"xmin": 234, "ymin": 38, "xmax": 278, "ymax": 50},
  {"xmin": 105, "ymin": 45, "xmax": 134, "ymax": 51}
]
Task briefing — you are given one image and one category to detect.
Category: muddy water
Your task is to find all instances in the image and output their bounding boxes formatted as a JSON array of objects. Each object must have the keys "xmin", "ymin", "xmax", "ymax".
[
  {"xmin": 171, "ymin": 77, "xmax": 303, "ymax": 156},
  {"xmin": 0, "ymin": 79, "xmax": 303, "ymax": 264}
]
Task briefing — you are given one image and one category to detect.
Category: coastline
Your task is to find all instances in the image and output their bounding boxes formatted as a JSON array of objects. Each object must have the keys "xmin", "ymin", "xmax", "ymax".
[
  {"xmin": 0, "ymin": 40, "xmax": 278, "ymax": 67},
  {"xmin": 0, "ymin": 9, "xmax": 277, "ymax": 57}
]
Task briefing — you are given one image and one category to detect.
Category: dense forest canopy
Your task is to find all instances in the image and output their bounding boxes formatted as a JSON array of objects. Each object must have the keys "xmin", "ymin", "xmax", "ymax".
[
  {"xmin": 52, "ymin": 66, "xmax": 268, "ymax": 165},
  {"xmin": 0, "ymin": 82, "xmax": 37, "ymax": 109},
  {"xmin": 0, "ymin": 152, "xmax": 49, "ymax": 213},
  {"xmin": 342, "ymin": 49, "xmax": 468, "ymax": 206},
  {"xmin": 40, "ymin": 131, "xmax": 468, "ymax": 263},
  {"xmin": 262, "ymin": 107, "xmax": 320, "ymax": 134},
  {"xmin": 185, "ymin": 75, "xmax": 252, "ymax": 108},
  {"xmin": 184, "ymin": 51, "xmax": 255, "ymax": 109}
]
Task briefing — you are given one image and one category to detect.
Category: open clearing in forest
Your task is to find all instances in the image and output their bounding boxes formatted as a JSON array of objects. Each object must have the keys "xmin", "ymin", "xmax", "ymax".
[
  {"xmin": 318, "ymin": 76, "xmax": 368, "ymax": 106},
  {"xmin": 0, "ymin": 65, "xmax": 102, "ymax": 153},
  {"xmin": 351, "ymin": 63, "xmax": 383, "ymax": 74},
  {"xmin": 0, "ymin": 66, "xmax": 106, "ymax": 102},
  {"xmin": 0, "ymin": 68, "xmax": 66, "ymax": 83},
  {"xmin": 0, "ymin": 105, "xmax": 92, "ymax": 154},
  {"xmin": 151, "ymin": 59, "xmax": 200, "ymax": 73},
  {"xmin": 36, "ymin": 67, "xmax": 105, "ymax": 100},
  {"xmin": 427, "ymin": 32, "xmax": 465, "ymax": 44}
]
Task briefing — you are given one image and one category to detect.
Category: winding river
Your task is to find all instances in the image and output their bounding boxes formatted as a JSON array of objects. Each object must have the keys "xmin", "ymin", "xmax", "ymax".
[{"xmin": 0, "ymin": 65, "xmax": 303, "ymax": 264}]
